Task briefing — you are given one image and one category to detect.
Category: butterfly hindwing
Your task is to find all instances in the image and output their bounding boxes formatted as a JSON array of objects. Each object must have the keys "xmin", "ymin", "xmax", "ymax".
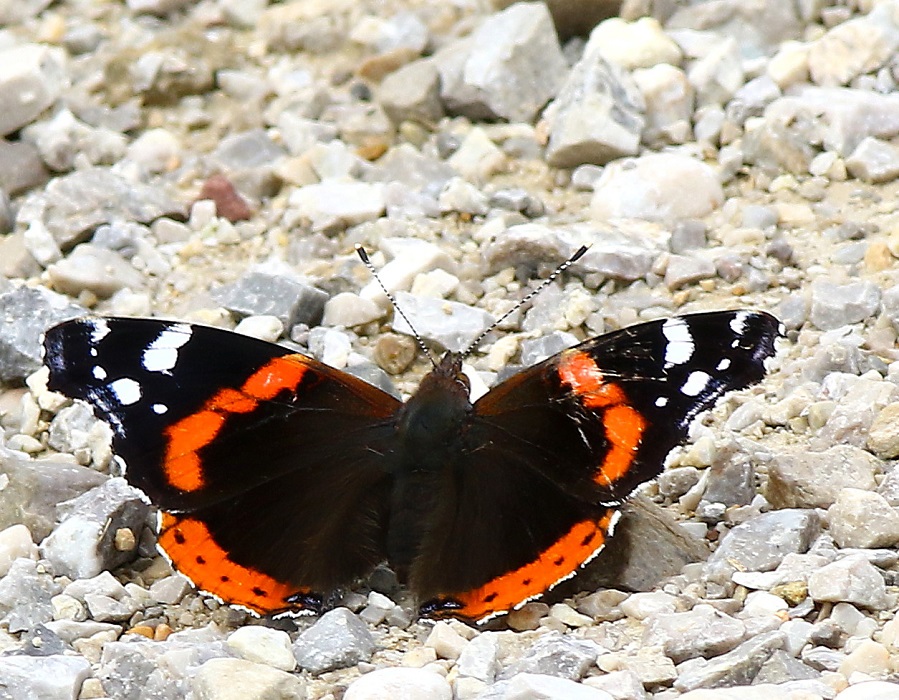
[
  {"xmin": 43, "ymin": 317, "xmax": 403, "ymax": 615},
  {"xmin": 416, "ymin": 310, "xmax": 781, "ymax": 621}
]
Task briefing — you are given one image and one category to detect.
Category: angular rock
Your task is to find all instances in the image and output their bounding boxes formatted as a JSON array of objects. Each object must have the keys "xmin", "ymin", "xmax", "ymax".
[
  {"xmin": 47, "ymin": 244, "xmax": 145, "ymax": 298},
  {"xmin": 379, "ymin": 59, "xmax": 444, "ymax": 125},
  {"xmin": 16, "ymin": 166, "xmax": 185, "ymax": 250},
  {"xmin": 225, "ymin": 626, "xmax": 297, "ymax": 672},
  {"xmin": 0, "ymin": 44, "xmax": 67, "ymax": 137},
  {"xmin": 0, "ymin": 139, "xmax": 49, "ymax": 197},
  {"xmin": 544, "ymin": 28, "xmax": 644, "ymax": 168},
  {"xmin": 293, "ymin": 608, "xmax": 376, "ymax": 674},
  {"xmin": 673, "ymin": 631, "xmax": 785, "ymax": 692},
  {"xmin": 591, "ymin": 154, "xmax": 723, "ymax": 223},
  {"xmin": 344, "ymin": 667, "xmax": 451, "ymax": 700},
  {"xmin": 0, "ymin": 284, "xmax": 86, "ymax": 383},
  {"xmin": 437, "ymin": 2, "xmax": 567, "ymax": 123},
  {"xmin": 644, "ymin": 605, "xmax": 746, "ymax": 664},
  {"xmin": 0, "ymin": 654, "xmax": 91, "ymax": 700},
  {"xmin": 391, "ymin": 291, "xmax": 494, "ymax": 354},
  {"xmin": 806, "ymin": 554, "xmax": 889, "ymax": 610},
  {"xmin": 455, "ymin": 631, "xmax": 502, "ymax": 683},
  {"xmin": 633, "ymin": 63, "xmax": 693, "ymax": 147},
  {"xmin": 589, "ymin": 17, "xmax": 682, "ymax": 70},
  {"xmin": 192, "ymin": 657, "xmax": 306, "ymax": 700},
  {"xmin": 41, "ymin": 477, "xmax": 149, "ymax": 580},
  {"xmin": 597, "ymin": 646, "xmax": 677, "ymax": 686},
  {"xmin": 868, "ymin": 402, "xmax": 899, "ymax": 459},
  {"xmin": 807, "ymin": 4, "xmax": 899, "ymax": 87},
  {"xmin": 828, "ymin": 488, "xmax": 899, "ymax": 549},
  {"xmin": 0, "ymin": 524, "xmax": 38, "ymax": 577},
  {"xmin": 809, "ymin": 279, "xmax": 880, "ymax": 330},
  {"xmin": 0, "ymin": 446, "xmax": 106, "ymax": 541},
  {"xmin": 845, "ymin": 136, "xmax": 899, "ymax": 184},
  {"xmin": 21, "ymin": 108, "xmax": 127, "ymax": 172},
  {"xmin": 765, "ymin": 445, "xmax": 881, "ymax": 509},
  {"xmin": 213, "ymin": 272, "xmax": 328, "ymax": 328},
  {"xmin": 0, "ymin": 558, "xmax": 60, "ymax": 632},
  {"xmin": 287, "ymin": 181, "xmax": 385, "ymax": 232},
  {"xmin": 705, "ymin": 509, "xmax": 820, "ymax": 580},
  {"xmin": 496, "ymin": 673, "xmax": 614, "ymax": 700},
  {"xmin": 500, "ymin": 633, "xmax": 599, "ymax": 681}
]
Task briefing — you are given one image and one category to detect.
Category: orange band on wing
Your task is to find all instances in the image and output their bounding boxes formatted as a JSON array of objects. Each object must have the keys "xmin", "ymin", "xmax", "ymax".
[
  {"xmin": 557, "ymin": 350, "xmax": 646, "ymax": 487},
  {"xmin": 158, "ymin": 512, "xmax": 311, "ymax": 616},
  {"xmin": 162, "ymin": 354, "xmax": 309, "ymax": 492},
  {"xmin": 425, "ymin": 510, "xmax": 616, "ymax": 622}
]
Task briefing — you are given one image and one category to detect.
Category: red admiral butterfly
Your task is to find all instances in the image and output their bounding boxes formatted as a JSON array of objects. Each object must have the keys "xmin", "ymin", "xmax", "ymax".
[{"xmin": 42, "ymin": 294, "xmax": 780, "ymax": 623}]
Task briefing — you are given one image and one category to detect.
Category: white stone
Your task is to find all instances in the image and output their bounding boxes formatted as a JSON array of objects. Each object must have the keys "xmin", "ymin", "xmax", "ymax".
[
  {"xmin": 0, "ymin": 524, "xmax": 37, "ymax": 577},
  {"xmin": 838, "ymin": 640, "xmax": 891, "ymax": 678},
  {"xmin": 322, "ymin": 293, "xmax": 385, "ymax": 328},
  {"xmin": 807, "ymin": 554, "xmax": 889, "ymax": 610},
  {"xmin": 589, "ymin": 17, "xmax": 683, "ymax": 70},
  {"xmin": 344, "ymin": 667, "xmax": 452, "ymax": 700},
  {"xmin": 447, "ymin": 128, "xmax": 506, "ymax": 183},
  {"xmin": 828, "ymin": 488, "xmax": 899, "ymax": 549},
  {"xmin": 227, "ymin": 626, "xmax": 297, "ymax": 672},
  {"xmin": 767, "ymin": 40, "xmax": 810, "ymax": 89},
  {"xmin": 424, "ymin": 621, "xmax": 469, "ymax": 660},
  {"xmin": 808, "ymin": 7, "xmax": 899, "ymax": 87},
  {"xmin": 234, "ymin": 315, "xmax": 284, "ymax": 343},
  {"xmin": 835, "ymin": 680, "xmax": 899, "ymax": 700},
  {"xmin": 633, "ymin": 63, "xmax": 693, "ymax": 146},
  {"xmin": 125, "ymin": 128, "xmax": 181, "ymax": 174},
  {"xmin": 192, "ymin": 657, "xmax": 306, "ymax": 700},
  {"xmin": 287, "ymin": 181, "xmax": 385, "ymax": 232},
  {"xmin": 619, "ymin": 591, "xmax": 678, "ymax": 620},
  {"xmin": 591, "ymin": 153, "xmax": 724, "ymax": 223},
  {"xmin": 0, "ymin": 44, "xmax": 67, "ymax": 137},
  {"xmin": 504, "ymin": 673, "xmax": 614, "ymax": 700}
]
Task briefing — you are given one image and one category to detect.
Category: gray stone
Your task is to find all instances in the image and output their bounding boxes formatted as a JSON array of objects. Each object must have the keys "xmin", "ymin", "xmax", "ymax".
[
  {"xmin": 819, "ymin": 375, "xmax": 897, "ymax": 450},
  {"xmin": 807, "ymin": 554, "xmax": 889, "ymax": 610},
  {"xmin": 379, "ymin": 60, "xmax": 444, "ymax": 125},
  {"xmin": 41, "ymin": 477, "xmax": 150, "ymax": 580},
  {"xmin": 0, "ymin": 44, "xmax": 67, "ymax": 137},
  {"xmin": 545, "ymin": 30, "xmax": 644, "ymax": 168},
  {"xmin": 726, "ymin": 75, "xmax": 782, "ymax": 126},
  {"xmin": 0, "ymin": 446, "xmax": 106, "ymax": 541},
  {"xmin": 701, "ymin": 446, "xmax": 755, "ymax": 508},
  {"xmin": 0, "ymin": 654, "xmax": 91, "ymax": 700},
  {"xmin": 63, "ymin": 570, "xmax": 128, "ymax": 602},
  {"xmin": 828, "ymin": 488, "xmax": 899, "ymax": 549},
  {"xmin": 519, "ymin": 332, "xmax": 579, "ymax": 366},
  {"xmin": 210, "ymin": 129, "xmax": 286, "ymax": 200},
  {"xmin": 47, "ymin": 244, "xmax": 146, "ymax": 298},
  {"xmin": 591, "ymin": 154, "xmax": 723, "ymax": 223},
  {"xmin": 494, "ymin": 673, "xmax": 614, "ymax": 700},
  {"xmin": 84, "ymin": 592, "xmax": 140, "ymax": 622},
  {"xmin": 0, "ymin": 284, "xmax": 86, "ymax": 383},
  {"xmin": 765, "ymin": 445, "xmax": 881, "ymax": 509},
  {"xmin": 582, "ymin": 670, "xmax": 645, "ymax": 700},
  {"xmin": 0, "ymin": 557, "xmax": 60, "ymax": 632},
  {"xmin": 752, "ymin": 649, "xmax": 820, "ymax": 685},
  {"xmin": 16, "ymin": 166, "xmax": 185, "ymax": 250},
  {"xmin": 596, "ymin": 646, "xmax": 677, "ymax": 686},
  {"xmin": 0, "ymin": 139, "xmax": 49, "ymax": 197},
  {"xmin": 344, "ymin": 667, "xmax": 451, "ymax": 700},
  {"xmin": 643, "ymin": 605, "xmax": 746, "ymax": 664},
  {"xmin": 213, "ymin": 272, "xmax": 328, "ymax": 328},
  {"xmin": 664, "ymin": 254, "xmax": 717, "ymax": 290},
  {"xmin": 673, "ymin": 630, "xmax": 785, "ymax": 692},
  {"xmin": 500, "ymin": 633, "xmax": 599, "ymax": 681},
  {"xmin": 438, "ymin": 176, "xmax": 490, "ymax": 215},
  {"xmin": 293, "ymin": 608, "xmax": 376, "ymax": 674},
  {"xmin": 192, "ymin": 657, "xmax": 306, "ymax": 700},
  {"xmin": 437, "ymin": 2, "xmax": 567, "ymax": 123},
  {"xmin": 706, "ymin": 509, "xmax": 821, "ymax": 580},
  {"xmin": 845, "ymin": 136, "xmax": 899, "ymax": 183},
  {"xmin": 391, "ymin": 291, "xmax": 494, "ymax": 354},
  {"xmin": 21, "ymin": 108, "xmax": 128, "ymax": 172},
  {"xmin": 658, "ymin": 466, "xmax": 702, "ymax": 500},
  {"xmin": 0, "ymin": 233, "xmax": 41, "ymax": 281}
]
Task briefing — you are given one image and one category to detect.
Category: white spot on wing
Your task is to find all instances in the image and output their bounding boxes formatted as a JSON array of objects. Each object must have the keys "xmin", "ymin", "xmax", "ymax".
[
  {"xmin": 110, "ymin": 377, "xmax": 142, "ymax": 405},
  {"xmin": 89, "ymin": 319, "xmax": 110, "ymax": 344},
  {"xmin": 152, "ymin": 403, "xmax": 168, "ymax": 414},
  {"xmin": 655, "ymin": 396, "xmax": 668, "ymax": 407},
  {"xmin": 662, "ymin": 318, "xmax": 694, "ymax": 367},
  {"xmin": 716, "ymin": 358, "xmax": 731, "ymax": 371},
  {"xmin": 681, "ymin": 370, "xmax": 711, "ymax": 397},
  {"xmin": 92, "ymin": 366, "xmax": 107, "ymax": 380},
  {"xmin": 142, "ymin": 325, "xmax": 192, "ymax": 374},
  {"xmin": 729, "ymin": 311, "xmax": 750, "ymax": 335}
]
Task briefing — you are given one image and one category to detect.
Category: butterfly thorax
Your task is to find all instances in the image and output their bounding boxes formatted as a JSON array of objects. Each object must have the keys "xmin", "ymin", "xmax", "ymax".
[{"xmin": 387, "ymin": 353, "xmax": 474, "ymax": 578}]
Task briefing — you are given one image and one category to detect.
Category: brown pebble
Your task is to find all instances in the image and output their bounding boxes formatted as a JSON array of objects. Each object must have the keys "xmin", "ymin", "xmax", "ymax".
[
  {"xmin": 128, "ymin": 625, "xmax": 154, "ymax": 639},
  {"xmin": 507, "ymin": 601, "xmax": 550, "ymax": 631},
  {"xmin": 154, "ymin": 623, "xmax": 173, "ymax": 641},
  {"xmin": 374, "ymin": 333, "xmax": 417, "ymax": 375},
  {"xmin": 196, "ymin": 174, "xmax": 252, "ymax": 222},
  {"xmin": 356, "ymin": 136, "xmax": 389, "ymax": 161}
]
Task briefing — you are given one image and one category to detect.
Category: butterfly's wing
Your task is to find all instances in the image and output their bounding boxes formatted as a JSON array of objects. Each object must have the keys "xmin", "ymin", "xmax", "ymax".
[
  {"xmin": 416, "ymin": 310, "xmax": 781, "ymax": 622},
  {"xmin": 43, "ymin": 318, "xmax": 403, "ymax": 616}
]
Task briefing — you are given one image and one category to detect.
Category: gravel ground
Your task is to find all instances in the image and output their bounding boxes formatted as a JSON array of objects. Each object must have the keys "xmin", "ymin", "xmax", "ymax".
[{"xmin": 3, "ymin": 0, "xmax": 899, "ymax": 698}]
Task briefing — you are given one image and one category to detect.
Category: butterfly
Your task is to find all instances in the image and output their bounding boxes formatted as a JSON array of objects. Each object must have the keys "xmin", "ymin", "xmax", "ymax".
[{"xmin": 42, "ymin": 307, "xmax": 780, "ymax": 623}]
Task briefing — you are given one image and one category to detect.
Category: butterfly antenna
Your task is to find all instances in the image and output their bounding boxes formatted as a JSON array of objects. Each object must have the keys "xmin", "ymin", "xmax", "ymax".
[
  {"xmin": 356, "ymin": 244, "xmax": 438, "ymax": 368},
  {"xmin": 460, "ymin": 245, "xmax": 590, "ymax": 359}
]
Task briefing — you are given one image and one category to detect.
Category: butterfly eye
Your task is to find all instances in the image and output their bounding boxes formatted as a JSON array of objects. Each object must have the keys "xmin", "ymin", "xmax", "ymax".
[{"xmin": 456, "ymin": 371, "xmax": 471, "ymax": 393}]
